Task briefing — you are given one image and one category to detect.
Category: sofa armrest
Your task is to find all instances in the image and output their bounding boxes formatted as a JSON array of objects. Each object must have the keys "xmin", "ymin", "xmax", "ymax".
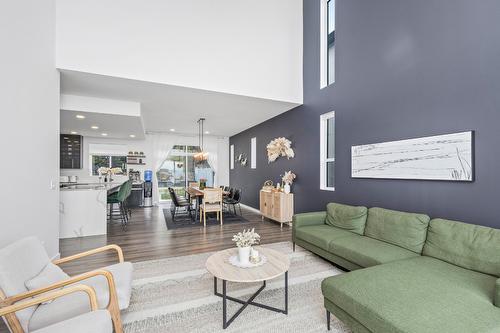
[
  {"xmin": 0, "ymin": 285, "xmax": 98, "ymax": 316},
  {"xmin": 495, "ymin": 279, "xmax": 500, "ymax": 307},
  {"xmin": 53, "ymin": 244, "xmax": 124, "ymax": 265},
  {"xmin": 3, "ymin": 269, "xmax": 117, "ymax": 308},
  {"xmin": 293, "ymin": 211, "xmax": 326, "ymax": 229}
]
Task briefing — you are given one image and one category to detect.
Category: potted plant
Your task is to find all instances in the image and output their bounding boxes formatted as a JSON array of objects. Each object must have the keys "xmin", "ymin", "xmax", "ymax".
[
  {"xmin": 199, "ymin": 178, "xmax": 207, "ymax": 190},
  {"xmin": 281, "ymin": 171, "xmax": 296, "ymax": 194},
  {"xmin": 232, "ymin": 228, "xmax": 261, "ymax": 265}
]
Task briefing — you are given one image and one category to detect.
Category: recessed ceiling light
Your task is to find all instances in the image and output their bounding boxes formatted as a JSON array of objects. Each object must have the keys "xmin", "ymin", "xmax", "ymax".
[
  {"xmin": 76, "ymin": 115, "xmax": 85, "ymax": 119},
  {"xmin": 205, "ymin": 131, "xmax": 210, "ymax": 134},
  {"xmin": 101, "ymin": 133, "xmax": 108, "ymax": 136},
  {"xmin": 129, "ymin": 134, "xmax": 136, "ymax": 138},
  {"xmin": 70, "ymin": 131, "xmax": 77, "ymax": 134},
  {"xmin": 91, "ymin": 125, "xmax": 99, "ymax": 130},
  {"xmin": 169, "ymin": 128, "xmax": 175, "ymax": 132}
]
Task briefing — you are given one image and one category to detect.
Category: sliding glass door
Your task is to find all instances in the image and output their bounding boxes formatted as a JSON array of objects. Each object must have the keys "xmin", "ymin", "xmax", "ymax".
[{"xmin": 157, "ymin": 145, "xmax": 214, "ymax": 201}]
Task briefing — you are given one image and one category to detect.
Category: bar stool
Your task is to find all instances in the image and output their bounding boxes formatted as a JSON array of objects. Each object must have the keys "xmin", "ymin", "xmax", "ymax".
[{"xmin": 108, "ymin": 180, "xmax": 132, "ymax": 226}]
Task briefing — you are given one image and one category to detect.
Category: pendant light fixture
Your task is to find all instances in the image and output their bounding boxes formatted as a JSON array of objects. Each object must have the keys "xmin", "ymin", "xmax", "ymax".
[{"xmin": 194, "ymin": 118, "xmax": 209, "ymax": 162}]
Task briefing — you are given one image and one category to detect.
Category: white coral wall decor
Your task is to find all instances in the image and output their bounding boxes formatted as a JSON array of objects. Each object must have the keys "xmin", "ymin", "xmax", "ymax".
[{"xmin": 266, "ymin": 137, "xmax": 295, "ymax": 163}]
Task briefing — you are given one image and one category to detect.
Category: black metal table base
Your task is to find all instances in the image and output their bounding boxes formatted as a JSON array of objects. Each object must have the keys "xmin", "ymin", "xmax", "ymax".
[{"xmin": 213, "ymin": 272, "xmax": 288, "ymax": 329}]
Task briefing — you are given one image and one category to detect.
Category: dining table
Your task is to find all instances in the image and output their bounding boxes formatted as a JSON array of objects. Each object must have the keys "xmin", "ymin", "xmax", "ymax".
[{"xmin": 186, "ymin": 186, "xmax": 230, "ymax": 221}]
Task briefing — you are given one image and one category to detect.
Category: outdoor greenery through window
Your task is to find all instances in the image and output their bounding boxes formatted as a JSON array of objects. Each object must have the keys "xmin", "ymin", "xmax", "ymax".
[
  {"xmin": 91, "ymin": 155, "xmax": 127, "ymax": 175},
  {"xmin": 157, "ymin": 145, "xmax": 214, "ymax": 201}
]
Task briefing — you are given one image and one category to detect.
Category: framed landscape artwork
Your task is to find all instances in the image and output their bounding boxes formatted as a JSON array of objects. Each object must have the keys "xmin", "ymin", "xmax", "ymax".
[{"xmin": 351, "ymin": 131, "xmax": 474, "ymax": 181}]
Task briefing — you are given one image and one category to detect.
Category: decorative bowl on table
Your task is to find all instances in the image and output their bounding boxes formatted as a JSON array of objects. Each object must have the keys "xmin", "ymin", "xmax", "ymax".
[{"xmin": 228, "ymin": 254, "xmax": 267, "ymax": 268}]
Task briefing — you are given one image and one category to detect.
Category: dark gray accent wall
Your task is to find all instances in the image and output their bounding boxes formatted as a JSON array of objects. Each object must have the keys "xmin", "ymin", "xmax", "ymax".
[{"xmin": 230, "ymin": 0, "xmax": 500, "ymax": 228}]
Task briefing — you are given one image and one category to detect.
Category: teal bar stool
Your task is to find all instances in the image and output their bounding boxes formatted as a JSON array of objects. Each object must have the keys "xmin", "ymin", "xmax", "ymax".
[{"xmin": 108, "ymin": 180, "xmax": 132, "ymax": 226}]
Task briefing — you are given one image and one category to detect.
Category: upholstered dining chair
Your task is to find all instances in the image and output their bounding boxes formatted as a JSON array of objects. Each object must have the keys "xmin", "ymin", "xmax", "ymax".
[
  {"xmin": 0, "ymin": 284, "xmax": 113, "ymax": 333},
  {"xmin": 0, "ymin": 237, "xmax": 133, "ymax": 333},
  {"xmin": 199, "ymin": 188, "xmax": 223, "ymax": 227},
  {"xmin": 224, "ymin": 188, "xmax": 242, "ymax": 215},
  {"xmin": 186, "ymin": 181, "xmax": 200, "ymax": 205}
]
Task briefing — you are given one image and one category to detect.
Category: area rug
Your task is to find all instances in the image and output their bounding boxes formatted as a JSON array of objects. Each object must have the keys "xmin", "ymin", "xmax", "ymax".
[
  {"xmin": 123, "ymin": 242, "xmax": 350, "ymax": 333},
  {"xmin": 163, "ymin": 209, "xmax": 250, "ymax": 229}
]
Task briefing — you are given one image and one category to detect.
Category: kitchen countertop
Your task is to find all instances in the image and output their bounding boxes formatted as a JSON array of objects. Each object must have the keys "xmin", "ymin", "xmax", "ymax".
[{"xmin": 60, "ymin": 181, "xmax": 125, "ymax": 192}]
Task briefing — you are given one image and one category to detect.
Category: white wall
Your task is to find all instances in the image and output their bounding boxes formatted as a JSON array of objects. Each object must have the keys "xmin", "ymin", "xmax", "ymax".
[
  {"xmin": 56, "ymin": 0, "xmax": 303, "ymax": 103},
  {"xmin": 61, "ymin": 94, "xmax": 141, "ymax": 117},
  {"xmin": 0, "ymin": 0, "xmax": 60, "ymax": 256}
]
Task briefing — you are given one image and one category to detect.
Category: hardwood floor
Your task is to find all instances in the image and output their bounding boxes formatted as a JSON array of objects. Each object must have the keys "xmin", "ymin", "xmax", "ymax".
[{"xmin": 58, "ymin": 204, "xmax": 292, "ymax": 275}]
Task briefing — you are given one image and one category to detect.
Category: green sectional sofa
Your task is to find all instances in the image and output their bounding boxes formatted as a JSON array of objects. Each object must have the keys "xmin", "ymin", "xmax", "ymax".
[{"xmin": 292, "ymin": 203, "xmax": 500, "ymax": 333}]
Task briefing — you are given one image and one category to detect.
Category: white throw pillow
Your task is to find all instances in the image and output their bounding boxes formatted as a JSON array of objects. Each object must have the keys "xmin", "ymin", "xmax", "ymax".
[{"xmin": 25, "ymin": 263, "xmax": 69, "ymax": 304}]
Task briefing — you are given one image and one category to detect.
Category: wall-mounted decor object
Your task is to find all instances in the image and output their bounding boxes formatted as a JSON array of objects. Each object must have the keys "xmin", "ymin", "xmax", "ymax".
[
  {"xmin": 266, "ymin": 137, "xmax": 295, "ymax": 163},
  {"xmin": 236, "ymin": 153, "xmax": 248, "ymax": 166},
  {"xmin": 351, "ymin": 131, "xmax": 474, "ymax": 181}
]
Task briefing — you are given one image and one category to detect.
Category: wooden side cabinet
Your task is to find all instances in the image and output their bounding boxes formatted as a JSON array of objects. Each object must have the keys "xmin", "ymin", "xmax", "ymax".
[{"xmin": 259, "ymin": 190, "xmax": 294, "ymax": 228}]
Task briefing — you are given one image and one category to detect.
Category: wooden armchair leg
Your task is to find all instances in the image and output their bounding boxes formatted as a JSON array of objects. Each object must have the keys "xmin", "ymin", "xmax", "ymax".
[{"xmin": 107, "ymin": 293, "xmax": 123, "ymax": 333}]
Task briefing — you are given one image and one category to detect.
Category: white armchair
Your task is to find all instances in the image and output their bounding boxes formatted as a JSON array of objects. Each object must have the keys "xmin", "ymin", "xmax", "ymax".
[
  {"xmin": 0, "ymin": 285, "xmax": 113, "ymax": 333},
  {"xmin": 0, "ymin": 237, "xmax": 133, "ymax": 333}
]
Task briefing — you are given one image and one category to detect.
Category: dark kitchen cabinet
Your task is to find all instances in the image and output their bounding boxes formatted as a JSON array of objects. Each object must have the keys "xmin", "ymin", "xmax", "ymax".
[{"xmin": 60, "ymin": 134, "xmax": 82, "ymax": 169}]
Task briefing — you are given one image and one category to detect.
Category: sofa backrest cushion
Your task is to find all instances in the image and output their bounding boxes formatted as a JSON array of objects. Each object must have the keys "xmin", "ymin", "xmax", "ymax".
[
  {"xmin": 325, "ymin": 203, "xmax": 368, "ymax": 235},
  {"xmin": 423, "ymin": 218, "xmax": 500, "ymax": 277},
  {"xmin": 365, "ymin": 207, "xmax": 430, "ymax": 254},
  {"xmin": 0, "ymin": 237, "xmax": 51, "ymax": 332}
]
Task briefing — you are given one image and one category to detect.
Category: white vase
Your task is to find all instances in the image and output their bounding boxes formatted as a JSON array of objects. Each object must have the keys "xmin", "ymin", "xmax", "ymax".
[
  {"xmin": 238, "ymin": 246, "xmax": 251, "ymax": 265},
  {"xmin": 284, "ymin": 183, "xmax": 291, "ymax": 194}
]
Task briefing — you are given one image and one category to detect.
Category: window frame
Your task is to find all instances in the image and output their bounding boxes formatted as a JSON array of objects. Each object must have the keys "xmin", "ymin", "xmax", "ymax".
[
  {"xmin": 90, "ymin": 154, "xmax": 127, "ymax": 176},
  {"xmin": 320, "ymin": 111, "xmax": 335, "ymax": 191},
  {"xmin": 320, "ymin": 0, "xmax": 335, "ymax": 88}
]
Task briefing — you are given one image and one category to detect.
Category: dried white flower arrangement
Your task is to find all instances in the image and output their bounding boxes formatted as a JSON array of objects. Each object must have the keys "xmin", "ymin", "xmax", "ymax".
[
  {"xmin": 281, "ymin": 171, "xmax": 297, "ymax": 185},
  {"xmin": 266, "ymin": 137, "xmax": 295, "ymax": 163},
  {"xmin": 232, "ymin": 228, "xmax": 261, "ymax": 248}
]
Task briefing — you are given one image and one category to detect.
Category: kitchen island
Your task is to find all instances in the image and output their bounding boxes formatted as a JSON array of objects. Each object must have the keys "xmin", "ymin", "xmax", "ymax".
[{"xmin": 59, "ymin": 181, "xmax": 124, "ymax": 238}]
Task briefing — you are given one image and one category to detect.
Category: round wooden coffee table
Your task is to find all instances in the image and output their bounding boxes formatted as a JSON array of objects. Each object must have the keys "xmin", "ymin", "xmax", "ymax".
[{"xmin": 206, "ymin": 246, "xmax": 290, "ymax": 329}]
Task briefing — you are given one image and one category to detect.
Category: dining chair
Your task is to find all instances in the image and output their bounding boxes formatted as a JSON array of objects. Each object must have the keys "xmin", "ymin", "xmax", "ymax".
[
  {"xmin": 224, "ymin": 188, "xmax": 242, "ymax": 215},
  {"xmin": 199, "ymin": 188, "xmax": 223, "ymax": 227},
  {"xmin": 186, "ymin": 181, "xmax": 199, "ymax": 204},
  {"xmin": 169, "ymin": 187, "xmax": 192, "ymax": 221},
  {"xmin": 0, "ymin": 237, "xmax": 132, "ymax": 333}
]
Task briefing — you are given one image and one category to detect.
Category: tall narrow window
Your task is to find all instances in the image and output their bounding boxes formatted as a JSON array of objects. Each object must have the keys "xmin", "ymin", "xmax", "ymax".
[
  {"xmin": 320, "ymin": 111, "xmax": 335, "ymax": 190},
  {"xmin": 230, "ymin": 145, "xmax": 235, "ymax": 170},
  {"xmin": 320, "ymin": 0, "xmax": 335, "ymax": 88},
  {"xmin": 250, "ymin": 137, "xmax": 257, "ymax": 169}
]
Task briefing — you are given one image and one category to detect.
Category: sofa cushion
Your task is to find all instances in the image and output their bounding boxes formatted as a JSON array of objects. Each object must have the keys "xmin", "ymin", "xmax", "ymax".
[
  {"xmin": 0, "ymin": 237, "xmax": 51, "ymax": 332},
  {"xmin": 322, "ymin": 256, "xmax": 500, "ymax": 333},
  {"xmin": 25, "ymin": 262, "xmax": 69, "ymax": 290},
  {"xmin": 364, "ymin": 207, "xmax": 430, "ymax": 253},
  {"xmin": 330, "ymin": 235, "xmax": 419, "ymax": 267},
  {"xmin": 423, "ymin": 218, "xmax": 500, "ymax": 277},
  {"xmin": 31, "ymin": 310, "xmax": 112, "ymax": 333},
  {"xmin": 294, "ymin": 225, "xmax": 359, "ymax": 251},
  {"xmin": 325, "ymin": 203, "xmax": 368, "ymax": 235}
]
